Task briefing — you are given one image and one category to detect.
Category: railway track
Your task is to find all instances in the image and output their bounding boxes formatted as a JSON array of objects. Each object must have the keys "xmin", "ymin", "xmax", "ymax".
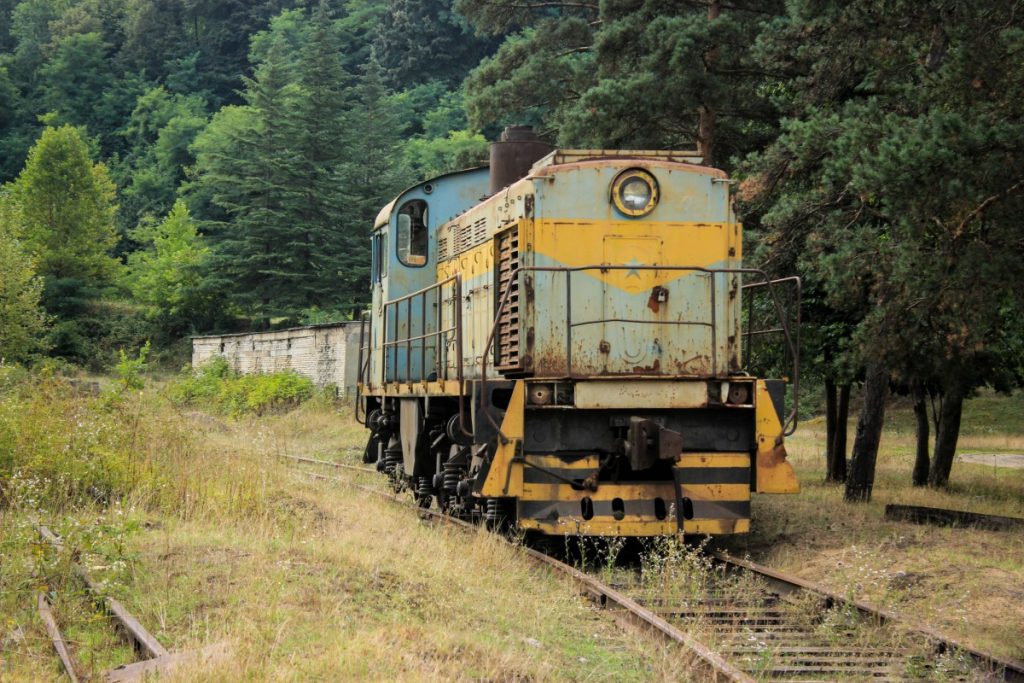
[{"xmin": 283, "ymin": 453, "xmax": 1024, "ymax": 683}]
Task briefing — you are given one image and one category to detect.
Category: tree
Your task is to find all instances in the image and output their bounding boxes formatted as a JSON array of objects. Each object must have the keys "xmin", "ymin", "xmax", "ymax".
[
  {"xmin": 460, "ymin": 0, "xmax": 782, "ymax": 167},
  {"xmin": 39, "ymin": 32, "xmax": 145, "ymax": 156},
  {"xmin": 374, "ymin": 0, "xmax": 499, "ymax": 91},
  {"xmin": 113, "ymin": 86, "xmax": 208, "ymax": 236},
  {"xmin": 742, "ymin": 0, "xmax": 1024, "ymax": 496},
  {"xmin": 0, "ymin": 190, "xmax": 49, "ymax": 362},
  {"xmin": 336, "ymin": 55, "xmax": 412, "ymax": 302},
  {"xmin": 125, "ymin": 199, "xmax": 214, "ymax": 337},
  {"xmin": 10, "ymin": 124, "xmax": 120, "ymax": 285}
]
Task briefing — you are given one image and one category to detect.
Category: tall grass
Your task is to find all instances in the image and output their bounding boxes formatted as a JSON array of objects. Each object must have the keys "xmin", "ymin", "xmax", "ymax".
[{"xmin": 0, "ymin": 362, "xmax": 316, "ymax": 519}]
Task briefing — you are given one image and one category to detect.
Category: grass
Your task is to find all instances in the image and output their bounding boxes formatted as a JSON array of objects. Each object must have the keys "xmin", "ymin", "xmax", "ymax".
[
  {"xmin": 2, "ymin": 366, "xmax": 1021, "ymax": 678},
  {"xmin": 727, "ymin": 389, "xmax": 1024, "ymax": 662},
  {"xmin": 0, "ymin": 371, "xmax": 696, "ymax": 681}
]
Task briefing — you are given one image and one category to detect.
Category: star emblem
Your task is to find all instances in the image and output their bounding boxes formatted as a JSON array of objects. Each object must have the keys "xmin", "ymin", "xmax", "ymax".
[{"xmin": 625, "ymin": 257, "xmax": 644, "ymax": 279}]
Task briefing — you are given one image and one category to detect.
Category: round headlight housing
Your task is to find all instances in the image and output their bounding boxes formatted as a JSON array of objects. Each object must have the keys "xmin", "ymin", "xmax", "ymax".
[{"xmin": 611, "ymin": 169, "xmax": 659, "ymax": 217}]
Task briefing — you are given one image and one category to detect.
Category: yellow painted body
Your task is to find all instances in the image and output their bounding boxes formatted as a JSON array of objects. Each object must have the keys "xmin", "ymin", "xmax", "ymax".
[
  {"xmin": 363, "ymin": 151, "xmax": 799, "ymax": 539},
  {"xmin": 754, "ymin": 380, "xmax": 800, "ymax": 494}
]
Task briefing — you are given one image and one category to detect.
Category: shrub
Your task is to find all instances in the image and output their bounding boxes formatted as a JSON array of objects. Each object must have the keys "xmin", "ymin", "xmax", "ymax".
[{"xmin": 168, "ymin": 358, "xmax": 315, "ymax": 416}]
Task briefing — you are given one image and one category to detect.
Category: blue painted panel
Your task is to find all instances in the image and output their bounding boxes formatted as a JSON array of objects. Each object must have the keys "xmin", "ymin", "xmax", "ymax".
[{"xmin": 374, "ymin": 167, "xmax": 490, "ymax": 384}]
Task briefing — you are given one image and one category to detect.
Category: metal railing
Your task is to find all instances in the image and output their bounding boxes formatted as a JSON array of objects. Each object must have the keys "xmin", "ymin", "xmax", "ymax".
[
  {"xmin": 481, "ymin": 265, "xmax": 801, "ymax": 437},
  {"xmin": 356, "ymin": 275, "xmax": 468, "ymax": 433}
]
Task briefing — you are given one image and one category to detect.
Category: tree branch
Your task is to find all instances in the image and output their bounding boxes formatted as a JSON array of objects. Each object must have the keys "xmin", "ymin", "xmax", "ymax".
[{"xmin": 955, "ymin": 177, "xmax": 1024, "ymax": 237}]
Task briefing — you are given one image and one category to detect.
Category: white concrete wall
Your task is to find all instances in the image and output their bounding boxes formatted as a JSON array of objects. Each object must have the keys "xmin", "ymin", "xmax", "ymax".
[{"xmin": 192, "ymin": 323, "xmax": 363, "ymax": 395}]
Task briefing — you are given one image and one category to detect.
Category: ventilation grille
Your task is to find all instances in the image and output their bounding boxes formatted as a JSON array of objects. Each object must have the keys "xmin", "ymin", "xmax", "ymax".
[
  {"xmin": 496, "ymin": 227, "xmax": 522, "ymax": 372},
  {"xmin": 438, "ymin": 233, "xmax": 450, "ymax": 261},
  {"xmin": 473, "ymin": 217, "xmax": 488, "ymax": 244}
]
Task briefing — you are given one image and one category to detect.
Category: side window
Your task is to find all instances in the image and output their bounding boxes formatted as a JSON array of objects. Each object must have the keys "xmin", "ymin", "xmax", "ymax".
[
  {"xmin": 380, "ymin": 231, "xmax": 388, "ymax": 278},
  {"xmin": 396, "ymin": 200, "xmax": 428, "ymax": 267}
]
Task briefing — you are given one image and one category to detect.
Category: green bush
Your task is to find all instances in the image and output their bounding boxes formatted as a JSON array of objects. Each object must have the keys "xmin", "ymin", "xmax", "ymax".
[{"xmin": 168, "ymin": 358, "xmax": 315, "ymax": 416}]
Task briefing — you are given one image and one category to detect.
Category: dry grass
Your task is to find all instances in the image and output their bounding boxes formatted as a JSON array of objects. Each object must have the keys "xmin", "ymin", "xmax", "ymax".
[
  {"xmin": 725, "ymin": 390, "xmax": 1024, "ymax": 662},
  {"xmin": 1, "ymin": 386, "xmax": 698, "ymax": 682}
]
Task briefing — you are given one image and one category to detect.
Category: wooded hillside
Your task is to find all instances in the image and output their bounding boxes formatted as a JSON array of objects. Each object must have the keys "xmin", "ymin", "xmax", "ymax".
[{"xmin": 0, "ymin": 0, "xmax": 1022, "ymax": 495}]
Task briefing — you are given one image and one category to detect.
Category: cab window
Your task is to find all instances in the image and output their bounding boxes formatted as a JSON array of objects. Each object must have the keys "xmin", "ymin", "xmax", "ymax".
[{"xmin": 396, "ymin": 200, "xmax": 428, "ymax": 267}]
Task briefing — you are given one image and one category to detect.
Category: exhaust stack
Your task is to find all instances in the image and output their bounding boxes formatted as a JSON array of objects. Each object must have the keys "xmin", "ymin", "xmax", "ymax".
[{"xmin": 489, "ymin": 125, "xmax": 552, "ymax": 195}]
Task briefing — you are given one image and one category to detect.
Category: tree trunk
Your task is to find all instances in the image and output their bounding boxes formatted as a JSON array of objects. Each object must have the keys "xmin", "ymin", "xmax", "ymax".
[
  {"xmin": 697, "ymin": 0, "xmax": 720, "ymax": 166},
  {"xmin": 911, "ymin": 382, "xmax": 930, "ymax": 486},
  {"xmin": 845, "ymin": 363, "xmax": 889, "ymax": 502},
  {"xmin": 824, "ymin": 379, "xmax": 838, "ymax": 480},
  {"xmin": 928, "ymin": 382, "xmax": 965, "ymax": 487},
  {"xmin": 831, "ymin": 383, "xmax": 850, "ymax": 482}
]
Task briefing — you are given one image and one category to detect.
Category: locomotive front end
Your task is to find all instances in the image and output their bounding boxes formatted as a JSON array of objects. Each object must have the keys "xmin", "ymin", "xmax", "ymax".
[{"xmin": 472, "ymin": 150, "xmax": 801, "ymax": 537}]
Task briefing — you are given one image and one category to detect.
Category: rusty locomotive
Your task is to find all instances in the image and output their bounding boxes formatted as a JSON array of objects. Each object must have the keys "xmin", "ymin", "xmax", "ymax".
[{"xmin": 357, "ymin": 126, "xmax": 800, "ymax": 537}]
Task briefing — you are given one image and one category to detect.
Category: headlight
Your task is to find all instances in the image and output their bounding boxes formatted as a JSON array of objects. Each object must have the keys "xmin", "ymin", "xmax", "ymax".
[{"xmin": 611, "ymin": 169, "xmax": 659, "ymax": 217}]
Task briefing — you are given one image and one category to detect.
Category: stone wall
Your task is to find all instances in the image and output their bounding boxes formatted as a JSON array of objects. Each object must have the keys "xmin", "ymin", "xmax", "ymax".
[{"xmin": 191, "ymin": 323, "xmax": 363, "ymax": 395}]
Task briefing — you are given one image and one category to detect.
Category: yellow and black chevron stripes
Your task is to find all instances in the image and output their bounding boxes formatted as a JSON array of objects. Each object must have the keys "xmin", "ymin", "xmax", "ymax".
[{"xmin": 516, "ymin": 452, "xmax": 753, "ymax": 537}]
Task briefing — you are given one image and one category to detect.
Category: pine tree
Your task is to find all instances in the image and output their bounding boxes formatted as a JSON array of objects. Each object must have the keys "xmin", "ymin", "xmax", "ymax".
[
  {"xmin": 336, "ymin": 55, "xmax": 413, "ymax": 305},
  {"xmin": 10, "ymin": 124, "xmax": 120, "ymax": 285},
  {"xmin": 192, "ymin": 38, "xmax": 298, "ymax": 323},
  {"xmin": 284, "ymin": 0, "xmax": 351, "ymax": 312},
  {"xmin": 0, "ymin": 189, "xmax": 49, "ymax": 362},
  {"xmin": 125, "ymin": 200, "xmax": 211, "ymax": 335}
]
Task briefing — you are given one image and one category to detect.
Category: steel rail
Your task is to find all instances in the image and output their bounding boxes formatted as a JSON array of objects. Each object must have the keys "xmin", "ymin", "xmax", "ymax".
[
  {"xmin": 285, "ymin": 458, "xmax": 752, "ymax": 682},
  {"xmin": 289, "ymin": 454, "xmax": 1024, "ymax": 682},
  {"xmin": 711, "ymin": 551, "xmax": 1024, "ymax": 682}
]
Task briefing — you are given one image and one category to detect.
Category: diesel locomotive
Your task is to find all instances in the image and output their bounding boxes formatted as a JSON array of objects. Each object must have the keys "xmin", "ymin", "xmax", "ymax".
[{"xmin": 357, "ymin": 126, "xmax": 801, "ymax": 538}]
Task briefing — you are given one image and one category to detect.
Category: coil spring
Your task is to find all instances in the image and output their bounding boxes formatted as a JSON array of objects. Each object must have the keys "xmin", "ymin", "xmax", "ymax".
[
  {"xmin": 484, "ymin": 498, "xmax": 513, "ymax": 530},
  {"xmin": 417, "ymin": 476, "xmax": 434, "ymax": 498},
  {"xmin": 383, "ymin": 444, "xmax": 403, "ymax": 475},
  {"xmin": 442, "ymin": 462, "xmax": 461, "ymax": 496}
]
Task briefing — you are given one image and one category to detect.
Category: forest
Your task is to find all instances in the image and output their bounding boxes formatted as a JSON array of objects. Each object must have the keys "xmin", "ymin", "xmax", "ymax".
[{"xmin": 0, "ymin": 0, "xmax": 1022, "ymax": 499}]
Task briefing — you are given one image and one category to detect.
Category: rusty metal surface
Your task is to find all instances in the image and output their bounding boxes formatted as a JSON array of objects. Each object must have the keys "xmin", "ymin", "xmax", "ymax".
[
  {"xmin": 489, "ymin": 126, "xmax": 552, "ymax": 194},
  {"xmin": 712, "ymin": 551, "xmax": 1024, "ymax": 682},
  {"xmin": 479, "ymin": 264, "xmax": 800, "ymax": 438}
]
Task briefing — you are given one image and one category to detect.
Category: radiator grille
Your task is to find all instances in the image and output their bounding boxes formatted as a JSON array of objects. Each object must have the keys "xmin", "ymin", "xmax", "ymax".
[{"xmin": 496, "ymin": 227, "xmax": 522, "ymax": 371}]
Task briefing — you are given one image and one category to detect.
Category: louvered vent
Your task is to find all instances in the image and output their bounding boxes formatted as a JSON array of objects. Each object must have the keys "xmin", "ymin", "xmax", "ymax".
[
  {"xmin": 473, "ymin": 217, "xmax": 488, "ymax": 245},
  {"xmin": 438, "ymin": 233, "xmax": 449, "ymax": 261},
  {"xmin": 496, "ymin": 227, "xmax": 522, "ymax": 372}
]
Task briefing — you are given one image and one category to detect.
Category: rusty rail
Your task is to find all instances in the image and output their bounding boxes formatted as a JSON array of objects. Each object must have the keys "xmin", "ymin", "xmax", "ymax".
[
  {"xmin": 711, "ymin": 551, "xmax": 1024, "ymax": 682},
  {"xmin": 480, "ymin": 264, "xmax": 801, "ymax": 437},
  {"xmin": 290, "ymin": 454, "xmax": 1024, "ymax": 682},
  {"xmin": 285, "ymin": 456, "xmax": 752, "ymax": 682}
]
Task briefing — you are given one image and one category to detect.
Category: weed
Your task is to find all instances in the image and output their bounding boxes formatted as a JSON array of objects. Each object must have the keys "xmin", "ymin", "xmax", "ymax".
[{"xmin": 168, "ymin": 357, "xmax": 315, "ymax": 416}]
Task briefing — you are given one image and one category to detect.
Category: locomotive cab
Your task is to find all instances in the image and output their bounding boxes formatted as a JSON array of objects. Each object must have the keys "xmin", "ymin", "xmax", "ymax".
[{"xmin": 358, "ymin": 127, "xmax": 800, "ymax": 538}]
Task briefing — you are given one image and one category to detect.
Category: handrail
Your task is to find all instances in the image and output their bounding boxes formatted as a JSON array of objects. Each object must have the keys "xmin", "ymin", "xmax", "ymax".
[
  {"xmin": 381, "ymin": 275, "xmax": 460, "ymax": 384},
  {"xmin": 480, "ymin": 264, "xmax": 801, "ymax": 438},
  {"xmin": 741, "ymin": 276, "xmax": 802, "ymax": 435},
  {"xmin": 367, "ymin": 274, "xmax": 471, "ymax": 438},
  {"xmin": 354, "ymin": 311, "xmax": 370, "ymax": 425}
]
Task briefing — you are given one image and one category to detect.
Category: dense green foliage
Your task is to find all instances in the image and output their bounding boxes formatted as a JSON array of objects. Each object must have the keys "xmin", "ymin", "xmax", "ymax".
[
  {"xmin": 0, "ymin": 0, "xmax": 494, "ymax": 364},
  {"xmin": 0, "ymin": 199, "xmax": 48, "ymax": 362},
  {"xmin": 0, "ymin": 0, "xmax": 1020, "ymax": 494},
  {"xmin": 169, "ymin": 356, "xmax": 316, "ymax": 416}
]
